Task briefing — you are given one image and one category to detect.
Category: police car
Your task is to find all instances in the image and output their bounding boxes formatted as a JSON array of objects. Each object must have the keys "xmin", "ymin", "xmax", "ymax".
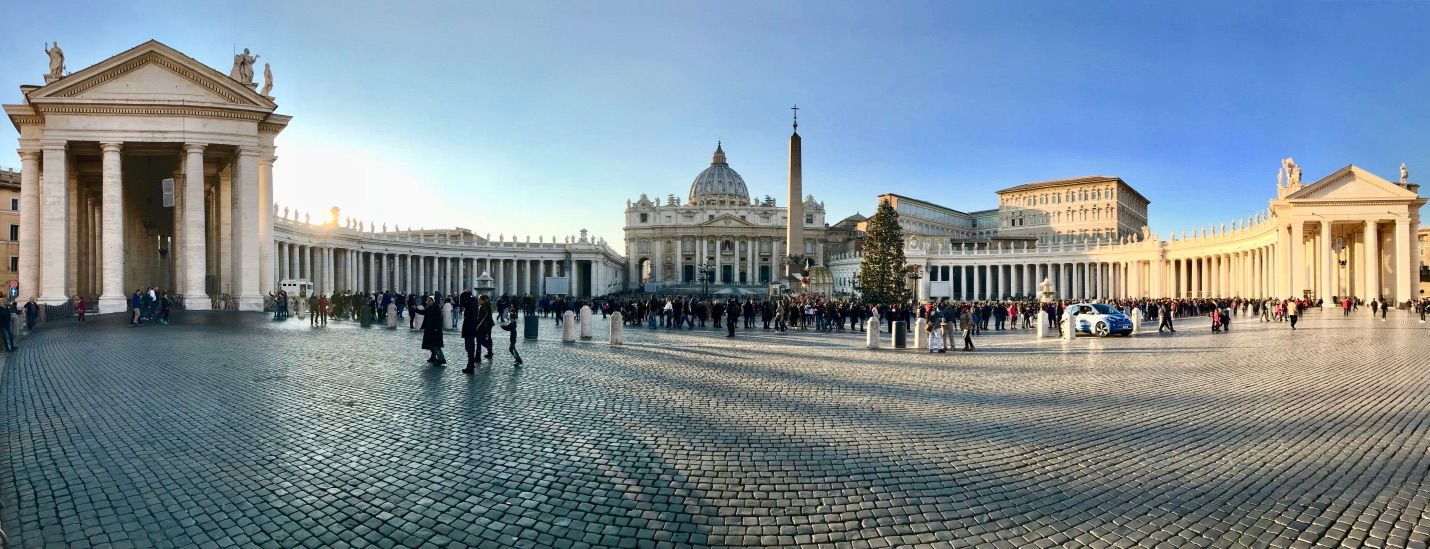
[{"xmin": 1065, "ymin": 303, "xmax": 1133, "ymax": 337}]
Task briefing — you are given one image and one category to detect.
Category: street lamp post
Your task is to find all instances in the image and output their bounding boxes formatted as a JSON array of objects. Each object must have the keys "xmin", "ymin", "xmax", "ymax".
[
  {"xmin": 697, "ymin": 263, "xmax": 716, "ymax": 299},
  {"xmin": 905, "ymin": 266, "xmax": 923, "ymax": 303}
]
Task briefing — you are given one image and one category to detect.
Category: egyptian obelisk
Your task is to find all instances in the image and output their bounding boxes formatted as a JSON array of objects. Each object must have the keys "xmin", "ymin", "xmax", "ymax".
[{"xmin": 785, "ymin": 106, "xmax": 803, "ymax": 278}]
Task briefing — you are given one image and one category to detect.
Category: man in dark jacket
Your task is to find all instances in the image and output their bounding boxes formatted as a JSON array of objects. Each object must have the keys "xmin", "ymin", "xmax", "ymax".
[
  {"xmin": 462, "ymin": 293, "xmax": 495, "ymax": 373},
  {"xmin": 726, "ymin": 298, "xmax": 739, "ymax": 337}
]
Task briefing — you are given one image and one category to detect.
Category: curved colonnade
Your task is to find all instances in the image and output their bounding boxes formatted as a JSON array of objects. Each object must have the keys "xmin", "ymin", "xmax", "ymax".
[
  {"xmin": 832, "ymin": 167, "xmax": 1425, "ymax": 304},
  {"xmin": 272, "ymin": 215, "xmax": 625, "ymax": 300}
]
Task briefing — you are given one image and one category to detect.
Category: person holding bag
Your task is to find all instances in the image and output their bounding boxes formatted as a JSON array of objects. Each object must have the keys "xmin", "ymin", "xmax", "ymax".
[{"xmin": 415, "ymin": 296, "xmax": 446, "ymax": 365}]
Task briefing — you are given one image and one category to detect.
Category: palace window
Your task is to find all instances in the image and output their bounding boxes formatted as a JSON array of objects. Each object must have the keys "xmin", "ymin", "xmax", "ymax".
[
  {"xmin": 805, "ymin": 214, "xmax": 814, "ymax": 224},
  {"xmin": 7, "ymin": 225, "xmax": 16, "ymax": 241},
  {"xmin": 8, "ymin": 198, "xmax": 16, "ymax": 211},
  {"xmin": 639, "ymin": 213, "xmax": 648, "ymax": 223}
]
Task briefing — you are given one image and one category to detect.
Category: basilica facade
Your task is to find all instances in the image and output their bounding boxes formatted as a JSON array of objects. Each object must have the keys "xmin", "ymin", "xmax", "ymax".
[{"xmin": 623, "ymin": 143, "xmax": 828, "ymax": 290}]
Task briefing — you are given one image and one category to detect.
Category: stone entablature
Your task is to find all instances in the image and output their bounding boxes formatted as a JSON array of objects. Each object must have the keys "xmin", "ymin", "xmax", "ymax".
[
  {"xmin": 273, "ymin": 213, "xmax": 624, "ymax": 298},
  {"xmin": 831, "ymin": 165, "xmax": 1424, "ymax": 304}
]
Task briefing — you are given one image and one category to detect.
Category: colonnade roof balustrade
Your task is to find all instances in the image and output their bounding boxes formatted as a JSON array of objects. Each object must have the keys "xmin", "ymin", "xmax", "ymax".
[
  {"xmin": 271, "ymin": 207, "xmax": 624, "ymax": 264},
  {"xmin": 829, "ymin": 207, "xmax": 1285, "ymax": 266}
]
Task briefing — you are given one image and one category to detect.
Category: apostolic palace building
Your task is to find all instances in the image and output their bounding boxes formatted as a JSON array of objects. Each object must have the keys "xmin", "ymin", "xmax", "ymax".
[{"xmin": 5, "ymin": 40, "xmax": 1427, "ymax": 313}]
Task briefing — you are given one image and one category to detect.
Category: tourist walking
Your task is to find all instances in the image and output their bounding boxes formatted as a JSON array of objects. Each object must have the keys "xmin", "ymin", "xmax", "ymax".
[
  {"xmin": 129, "ymin": 290, "xmax": 142, "ymax": 326},
  {"xmin": 959, "ymin": 308, "xmax": 975, "ymax": 351},
  {"xmin": 75, "ymin": 296, "xmax": 86, "ymax": 324},
  {"xmin": 499, "ymin": 305, "xmax": 523, "ymax": 366},
  {"xmin": 726, "ymin": 298, "xmax": 739, "ymax": 337},
  {"xmin": 1288, "ymin": 299, "xmax": 1300, "ymax": 330},
  {"xmin": 1157, "ymin": 302, "xmax": 1174, "ymax": 333},
  {"xmin": 461, "ymin": 293, "xmax": 495, "ymax": 373},
  {"xmin": 0, "ymin": 298, "xmax": 16, "ymax": 352},
  {"xmin": 415, "ymin": 296, "xmax": 446, "ymax": 365}
]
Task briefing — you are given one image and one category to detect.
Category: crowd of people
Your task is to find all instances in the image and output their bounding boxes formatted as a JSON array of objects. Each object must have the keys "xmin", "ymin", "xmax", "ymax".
[{"xmin": 13, "ymin": 286, "xmax": 1430, "ymax": 364}]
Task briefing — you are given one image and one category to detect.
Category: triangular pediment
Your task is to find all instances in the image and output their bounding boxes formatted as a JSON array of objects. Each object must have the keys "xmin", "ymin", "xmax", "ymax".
[
  {"xmin": 26, "ymin": 40, "xmax": 275, "ymax": 112},
  {"xmin": 1285, "ymin": 165, "xmax": 1416, "ymax": 201},
  {"xmin": 700, "ymin": 214, "xmax": 755, "ymax": 227}
]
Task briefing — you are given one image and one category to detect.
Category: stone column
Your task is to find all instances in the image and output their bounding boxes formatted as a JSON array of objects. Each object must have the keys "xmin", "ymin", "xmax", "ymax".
[
  {"xmin": 1289, "ymin": 221, "xmax": 1305, "ymax": 298},
  {"xmin": 1318, "ymin": 220, "xmax": 1332, "ymax": 300},
  {"xmin": 94, "ymin": 144, "xmax": 125, "ymax": 311},
  {"xmin": 233, "ymin": 148, "xmax": 262, "ymax": 309},
  {"xmin": 1364, "ymin": 220, "xmax": 1379, "ymax": 300},
  {"xmin": 39, "ymin": 143, "xmax": 70, "ymax": 304},
  {"xmin": 426, "ymin": 255, "xmax": 434, "ymax": 294},
  {"xmin": 181, "ymin": 144, "xmax": 210, "ymax": 307},
  {"xmin": 258, "ymin": 156, "xmax": 276, "ymax": 296},
  {"xmin": 17, "ymin": 150, "xmax": 40, "ymax": 302},
  {"xmin": 537, "ymin": 259, "xmax": 546, "ymax": 294},
  {"xmin": 1395, "ymin": 219, "xmax": 1413, "ymax": 303},
  {"xmin": 714, "ymin": 239, "xmax": 723, "ymax": 285}
]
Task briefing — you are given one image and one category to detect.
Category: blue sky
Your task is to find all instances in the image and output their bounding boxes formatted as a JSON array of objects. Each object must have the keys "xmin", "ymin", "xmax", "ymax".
[{"xmin": 3, "ymin": 1, "xmax": 1427, "ymax": 247}]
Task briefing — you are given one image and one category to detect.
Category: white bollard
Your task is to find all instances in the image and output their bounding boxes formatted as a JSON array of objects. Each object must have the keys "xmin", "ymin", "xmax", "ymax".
[
  {"xmin": 1130, "ymin": 308, "xmax": 1141, "ymax": 335},
  {"xmin": 866, "ymin": 318, "xmax": 881, "ymax": 349},
  {"xmin": 441, "ymin": 302, "xmax": 453, "ymax": 331},
  {"xmin": 913, "ymin": 318, "xmax": 927, "ymax": 350},
  {"xmin": 386, "ymin": 303, "xmax": 397, "ymax": 328},
  {"xmin": 609, "ymin": 311, "xmax": 624, "ymax": 345},
  {"xmin": 1062, "ymin": 316, "xmax": 1075, "ymax": 341},
  {"xmin": 562, "ymin": 311, "xmax": 577, "ymax": 342},
  {"xmin": 579, "ymin": 305, "xmax": 593, "ymax": 340},
  {"xmin": 1036, "ymin": 310, "xmax": 1049, "ymax": 338}
]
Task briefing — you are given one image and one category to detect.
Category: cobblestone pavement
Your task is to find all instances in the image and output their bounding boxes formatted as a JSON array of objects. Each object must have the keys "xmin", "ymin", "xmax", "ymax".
[{"xmin": 3, "ymin": 308, "xmax": 1428, "ymax": 548}]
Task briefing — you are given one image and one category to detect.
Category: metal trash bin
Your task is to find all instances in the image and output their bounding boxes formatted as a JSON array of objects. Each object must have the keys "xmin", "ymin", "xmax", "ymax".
[{"xmin": 524, "ymin": 314, "xmax": 539, "ymax": 340}]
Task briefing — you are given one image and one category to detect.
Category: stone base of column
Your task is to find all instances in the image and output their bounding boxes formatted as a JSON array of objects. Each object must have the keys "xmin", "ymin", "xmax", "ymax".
[
  {"xmin": 98, "ymin": 295, "xmax": 128, "ymax": 315},
  {"xmin": 237, "ymin": 294, "xmax": 265, "ymax": 312},
  {"xmin": 185, "ymin": 295, "xmax": 213, "ymax": 310}
]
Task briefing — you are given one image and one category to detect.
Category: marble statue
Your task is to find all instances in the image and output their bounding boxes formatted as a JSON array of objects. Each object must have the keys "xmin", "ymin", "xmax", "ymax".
[
  {"xmin": 382, "ymin": 223, "xmax": 388, "ymax": 232},
  {"xmin": 1282, "ymin": 157, "xmax": 1302, "ymax": 187},
  {"xmin": 1402, "ymin": 163, "xmax": 1409, "ymax": 184},
  {"xmin": 1277, "ymin": 168, "xmax": 1284, "ymax": 189},
  {"xmin": 304, "ymin": 212, "xmax": 310, "ymax": 224},
  {"xmin": 330, "ymin": 206, "xmax": 340, "ymax": 225},
  {"xmin": 282, "ymin": 206, "xmax": 289, "ymax": 219},
  {"xmin": 230, "ymin": 48, "xmax": 259, "ymax": 85},
  {"xmin": 44, "ymin": 42, "xmax": 64, "ymax": 82},
  {"xmin": 260, "ymin": 63, "xmax": 273, "ymax": 96}
]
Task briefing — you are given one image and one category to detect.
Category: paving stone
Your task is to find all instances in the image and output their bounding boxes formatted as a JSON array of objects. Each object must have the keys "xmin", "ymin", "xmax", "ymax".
[{"xmin": 1, "ymin": 310, "xmax": 1427, "ymax": 547}]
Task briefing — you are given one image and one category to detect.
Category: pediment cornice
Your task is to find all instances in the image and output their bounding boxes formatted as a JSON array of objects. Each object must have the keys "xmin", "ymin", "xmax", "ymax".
[{"xmin": 26, "ymin": 40, "xmax": 276, "ymax": 112}]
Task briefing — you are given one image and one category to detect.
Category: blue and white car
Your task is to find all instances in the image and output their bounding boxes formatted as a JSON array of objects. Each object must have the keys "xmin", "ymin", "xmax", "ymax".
[{"xmin": 1065, "ymin": 303, "xmax": 1133, "ymax": 337}]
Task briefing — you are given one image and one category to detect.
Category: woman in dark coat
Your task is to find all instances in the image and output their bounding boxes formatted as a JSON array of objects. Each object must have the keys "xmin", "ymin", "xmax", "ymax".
[{"xmin": 415, "ymin": 296, "xmax": 446, "ymax": 364}]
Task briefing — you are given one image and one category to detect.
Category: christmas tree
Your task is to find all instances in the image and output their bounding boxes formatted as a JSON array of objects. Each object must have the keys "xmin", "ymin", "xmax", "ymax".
[{"xmin": 858, "ymin": 197, "xmax": 907, "ymax": 304}]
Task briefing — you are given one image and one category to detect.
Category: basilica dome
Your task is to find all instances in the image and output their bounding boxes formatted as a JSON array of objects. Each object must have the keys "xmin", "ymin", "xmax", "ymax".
[{"xmin": 688, "ymin": 142, "xmax": 750, "ymax": 205}]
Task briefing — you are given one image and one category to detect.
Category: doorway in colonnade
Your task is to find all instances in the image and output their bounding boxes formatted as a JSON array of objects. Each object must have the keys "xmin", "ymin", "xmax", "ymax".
[
  {"xmin": 118, "ymin": 144, "xmax": 193, "ymax": 297},
  {"xmin": 683, "ymin": 264, "xmax": 694, "ymax": 284}
]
